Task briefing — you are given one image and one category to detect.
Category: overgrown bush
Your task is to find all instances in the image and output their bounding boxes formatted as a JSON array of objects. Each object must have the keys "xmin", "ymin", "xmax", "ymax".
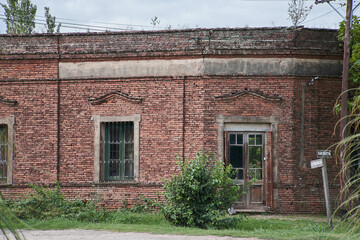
[
  {"xmin": 0, "ymin": 196, "xmax": 23, "ymax": 240},
  {"xmin": 5, "ymin": 183, "xmax": 110, "ymax": 222},
  {"xmin": 119, "ymin": 194, "xmax": 162, "ymax": 213},
  {"xmin": 162, "ymin": 151, "xmax": 248, "ymax": 228}
]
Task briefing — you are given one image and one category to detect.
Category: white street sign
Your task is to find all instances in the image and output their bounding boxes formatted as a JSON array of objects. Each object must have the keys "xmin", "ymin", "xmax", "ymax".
[
  {"xmin": 317, "ymin": 150, "xmax": 331, "ymax": 158},
  {"xmin": 311, "ymin": 159, "xmax": 324, "ymax": 169}
]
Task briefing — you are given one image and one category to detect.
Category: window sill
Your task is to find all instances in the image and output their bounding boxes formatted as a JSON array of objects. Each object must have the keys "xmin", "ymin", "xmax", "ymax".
[
  {"xmin": 95, "ymin": 180, "xmax": 138, "ymax": 186},
  {"xmin": 0, "ymin": 183, "xmax": 12, "ymax": 187}
]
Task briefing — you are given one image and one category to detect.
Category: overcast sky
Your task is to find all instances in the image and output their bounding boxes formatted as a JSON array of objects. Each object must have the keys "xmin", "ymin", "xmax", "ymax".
[{"xmin": 0, "ymin": 0, "xmax": 358, "ymax": 34}]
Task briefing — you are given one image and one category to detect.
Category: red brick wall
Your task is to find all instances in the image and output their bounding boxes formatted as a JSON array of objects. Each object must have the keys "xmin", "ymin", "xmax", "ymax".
[{"xmin": 0, "ymin": 28, "xmax": 343, "ymax": 213}]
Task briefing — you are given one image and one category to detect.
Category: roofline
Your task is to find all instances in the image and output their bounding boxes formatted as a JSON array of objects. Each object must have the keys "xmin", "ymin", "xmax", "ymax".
[{"xmin": 0, "ymin": 26, "xmax": 338, "ymax": 38}]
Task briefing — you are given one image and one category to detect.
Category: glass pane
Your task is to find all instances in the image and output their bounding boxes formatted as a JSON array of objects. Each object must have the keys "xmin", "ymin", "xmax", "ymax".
[
  {"xmin": 238, "ymin": 169, "xmax": 244, "ymax": 180},
  {"xmin": 110, "ymin": 123, "xmax": 115, "ymax": 142},
  {"xmin": 249, "ymin": 134, "xmax": 255, "ymax": 145},
  {"xmin": 110, "ymin": 144, "xmax": 120, "ymax": 160},
  {"xmin": 249, "ymin": 146, "xmax": 262, "ymax": 168},
  {"xmin": 257, "ymin": 169, "xmax": 262, "ymax": 180},
  {"xmin": 0, "ymin": 125, "xmax": 8, "ymax": 182},
  {"xmin": 237, "ymin": 134, "xmax": 243, "ymax": 144},
  {"xmin": 230, "ymin": 134, "xmax": 236, "ymax": 144},
  {"xmin": 0, "ymin": 145, "xmax": 5, "ymax": 162},
  {"xmin": 125, "ymin": 143, "xmax": 134, "ymax": 160},
  {"xmin": 125, "ymin": 160, "xmax": 134, "ymax": 178},
  {"xmin": 0, "ymin": 157, "xmax": 6, "ymax": 182},
  {"xmin": 125, "ymin": 122, "xmax": 134, "ymax": 143},
  {"xmin": 230, "ymin": 169, "xmax": 236, "ymax": 179},
  {"xmin": 256, "ymin": 134, "xmax": 262, "ymax": 145},
  {"xmin": 249, "ymin": 169, "xmax": 256, "ymax": 180},
  {"xmin": 231, "ymin": 168, "xmax": 243, "ymax": 180},
  {"xmin": 109, "ymin": 160, "xmax": 120, "ymax": 177},
  {"xmin": 0, "ymin": 167, "xmax": 3, "ymax": 181},
  {"xmin": 230, "ymin": 146, "xmax": 243, "ymax": 168},
  {"xmin": 0, "ymin": 125, "xmax": 7, "ymax": 143}
]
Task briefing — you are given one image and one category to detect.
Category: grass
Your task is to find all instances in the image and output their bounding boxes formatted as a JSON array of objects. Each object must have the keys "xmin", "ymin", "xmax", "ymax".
[
  {"xmin": 1, "ymin": 184, "xmax": 350, "ymax": 239},
  {"xmin": 13, "ymin": 213, "xmax": 347, "ymax": 240}
]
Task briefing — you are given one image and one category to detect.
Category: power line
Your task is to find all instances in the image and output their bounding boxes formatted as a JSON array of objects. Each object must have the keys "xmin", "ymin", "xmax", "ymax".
[
  {"xmin": 0, "ymin": 13, "xmax": 145, "ymax": 32},
  {"xmin": 303, "ymin": 5, "xmax": 344, "ymax": 24},
  {"xmin": 55, "ymin": 16, "xmax": 160, "ymax": 29},
  {"xmin": 0, "ymin": 0, "xmax": 356, "ymax": 33},
  {"xmin": 0, "ymin": 16, "xmax": 122, "ymax": 32}
]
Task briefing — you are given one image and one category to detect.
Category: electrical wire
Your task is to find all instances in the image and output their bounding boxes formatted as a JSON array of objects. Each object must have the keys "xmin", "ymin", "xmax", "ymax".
[
  {"xmin": 54, "ymin": 16, "xmax": 161, "ymax": 29},
  {"xmin": 302, "ymin": 5, "xmax": 344, "ymax": 25},
  {"xmin": 0, "ymin": 13, "xmax": 142, "ymax": 32},
  {"xmin": 0, "ymin": 16, "xmax": 110, "ymax": 32},
  {"xmin": 0, "ymin": 0, "xmax": 356, "ymax": 33}
]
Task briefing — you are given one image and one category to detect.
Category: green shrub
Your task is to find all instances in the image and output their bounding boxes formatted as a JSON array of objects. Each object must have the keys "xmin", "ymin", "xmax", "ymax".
[
  {"xmin": 5, "ymin": 183, "xmax": 110, "ymax": 222},
  {"xmin": 162, "ymin": 151, "xmax": 248, "ymax": 228},
  {"xmin": 0, "ymin": 197, "xmax": 23, "ymax": 240},
  {"xmin": 120, "ymin": 194, "xmax": 162, "ymax": 213}
]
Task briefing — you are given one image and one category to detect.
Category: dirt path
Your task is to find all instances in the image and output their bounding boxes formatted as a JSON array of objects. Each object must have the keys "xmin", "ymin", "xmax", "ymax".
[{"xmin": 5, "ymin": 229, "xmax": 262, "ymax": 240}]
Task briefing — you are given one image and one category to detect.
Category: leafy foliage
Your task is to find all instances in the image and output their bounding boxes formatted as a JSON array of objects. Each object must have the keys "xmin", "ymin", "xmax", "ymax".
[
  {"xmin": 339, "ymin": 16, "xmax": 360, "ymax": 85},
  {"xmin": 335, "ymin": 16, "xmax": 360, "ymax": 115},
  {"xmin": 287, "ymin": 0, "xmax": 313, "ymax": 27},
  {"xmin": 5, "ymin": 183, "xmax": 110, "ymax": 222},
  {"xmin": 334, "ymin": 15, "xmax": 360, "ymax": 239},
  {"xmin": 334, "ymin": 100, "xmax": 360, "ymax": 238},
  {"xmin": 119, "ymin": 194, "xmax": 162, "ymax": 213},
  {"xmin": 162, "ymin": 151, "xmax": 248, "ymax": 228},
  {"xmin": 334, "ymin": 117, "xmax": 360, "ymax": 238},
  {"xmin": 44, "ymin": 6, "xmax": 61, "ymax": 33},
  {"xmin": 1, "ymin": 0, "xmax": 37, "ymax": 34},
  {"xmin": 0, "ymin": 196, "xmax": 23, "ymax": 240}
]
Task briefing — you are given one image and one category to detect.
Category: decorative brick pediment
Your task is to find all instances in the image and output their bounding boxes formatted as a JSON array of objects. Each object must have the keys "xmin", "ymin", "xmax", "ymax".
[
  {"xmin": 0, "ymin": 96, "xmax": 17, "ymax": 106},
  {"xmin": 88, "ymin": 91, "xmax": 143, "ymax": 105},
  {"xmin": 214, "ymin": 88, "xmax": 282, "ymax": 102}
]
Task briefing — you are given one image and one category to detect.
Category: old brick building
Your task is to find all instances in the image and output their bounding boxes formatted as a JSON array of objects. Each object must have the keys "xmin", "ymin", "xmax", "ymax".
[{"xmin": 0, "ymin": 27, "xmax": 343, "ymax": 213}]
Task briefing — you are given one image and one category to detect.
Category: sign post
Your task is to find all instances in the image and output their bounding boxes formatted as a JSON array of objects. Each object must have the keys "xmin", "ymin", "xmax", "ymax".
[{"xmin": 311, "ymin": 150, "xmax": 333, "ymax": 228}]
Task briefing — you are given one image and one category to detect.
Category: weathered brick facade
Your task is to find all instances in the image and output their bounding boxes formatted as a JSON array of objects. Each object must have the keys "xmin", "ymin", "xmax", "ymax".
[{"xmin": 0, "ymin": 27, "xmax": 343, "ymax": 213}]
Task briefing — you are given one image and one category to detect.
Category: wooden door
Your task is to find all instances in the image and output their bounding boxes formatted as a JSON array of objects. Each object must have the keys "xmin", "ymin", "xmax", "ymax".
[{"xmin": 227, "ymin": 132, "xmax": 265, "ymax": 210}]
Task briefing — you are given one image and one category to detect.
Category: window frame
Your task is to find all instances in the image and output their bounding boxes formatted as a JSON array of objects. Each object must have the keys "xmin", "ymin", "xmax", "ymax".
[
  {"xmin": 93, "ymin": 115, "xmax": 140, "ymax": 183},
  {"xmin": 0, "ymin": 116, "xmax": 14, "ymax": 185}
]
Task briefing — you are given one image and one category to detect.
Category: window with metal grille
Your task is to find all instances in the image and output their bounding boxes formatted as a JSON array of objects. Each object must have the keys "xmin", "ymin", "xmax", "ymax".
[
  {"xmin": 102, "ymin": 122, "xmax": 134, "ymax": 181},
  {"xmin": 0, "ymin": 124, "xmax": 8, "ymax": 183}
]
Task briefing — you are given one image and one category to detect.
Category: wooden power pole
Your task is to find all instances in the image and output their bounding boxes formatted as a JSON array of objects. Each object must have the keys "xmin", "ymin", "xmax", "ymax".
[
  {"xmin": 315, "ymin": 0, "xmax": 353, "ymax": 202},
  {"xmin": 339, "ymin": 0, "xmax": 353, "ymax": 195}
]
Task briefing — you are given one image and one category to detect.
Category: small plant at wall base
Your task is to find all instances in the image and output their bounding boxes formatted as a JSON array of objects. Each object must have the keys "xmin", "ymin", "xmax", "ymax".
[
  {"xmin": 0, "ymin": 194, "xmax": 24, "ymax": 240},
  {"xmin": 162, "ymin": 151, "xmax": 249, "ymax": 229},
  {"xmin": 119, "ymin": 194, "xmax": 162, "ymax": 213},
  {"xmin": 5, "ymin": 183, "xmax": 110, "ymax": 222}
]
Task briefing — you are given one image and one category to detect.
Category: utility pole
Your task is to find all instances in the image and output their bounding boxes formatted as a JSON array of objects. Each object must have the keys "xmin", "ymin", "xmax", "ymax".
[
  {"xmin": 339, "ymin": 0, "xmax": 353, "ymax": 196},
  {"xmin": 315, "ymin": 0, "xmax": 353, "ymax": 201}
]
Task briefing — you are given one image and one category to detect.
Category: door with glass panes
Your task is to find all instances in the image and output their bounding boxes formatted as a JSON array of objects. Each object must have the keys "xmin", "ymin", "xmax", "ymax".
[{"xmin": 227, "ymin": 132, "xmax": 265, "ymax": 209}]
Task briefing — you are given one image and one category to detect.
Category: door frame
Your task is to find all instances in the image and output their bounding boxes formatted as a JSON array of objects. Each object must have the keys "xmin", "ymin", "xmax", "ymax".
[
  {"xmin": 216, "ymin": 115, "xmax": 278, "ymax": 211},
  {"xmin": 226, "ymin": 131, "xmax": 265, "ymax": 209}
]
